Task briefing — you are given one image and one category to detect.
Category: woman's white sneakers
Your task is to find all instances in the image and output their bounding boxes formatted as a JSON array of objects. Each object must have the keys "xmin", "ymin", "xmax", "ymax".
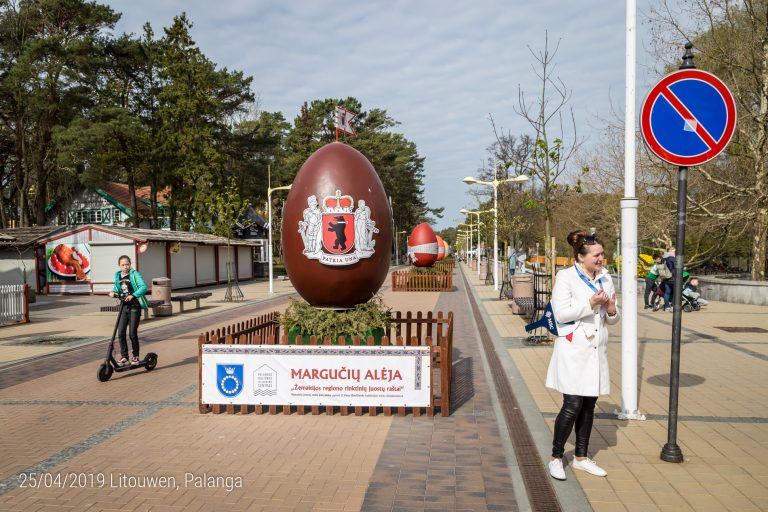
[
  {"xmin": 572, "ymin": 457, "xmax": 608, "ymax": 477},
  {"xmin": 549, "ymin": 458, "xmax": 566, "ymax": 480},
  {"xmin": 550, "ymin": 457, "xmax": 608, "ymax": 480}
]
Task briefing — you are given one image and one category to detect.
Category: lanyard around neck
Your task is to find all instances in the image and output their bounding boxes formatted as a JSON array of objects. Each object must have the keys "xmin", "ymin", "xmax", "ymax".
[{"xmin": 574, "ymin": 264, "xmax": 603, "ymax": 293}]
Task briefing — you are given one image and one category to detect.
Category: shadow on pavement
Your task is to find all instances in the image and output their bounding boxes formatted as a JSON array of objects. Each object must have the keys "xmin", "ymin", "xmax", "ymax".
[
  {"xmin": 450, "ymin": 355, "xmax": 474, "ymax": 411},
  {"xmin": 646, "ymin": 372, "xmax": 706, "ymax": 387}
]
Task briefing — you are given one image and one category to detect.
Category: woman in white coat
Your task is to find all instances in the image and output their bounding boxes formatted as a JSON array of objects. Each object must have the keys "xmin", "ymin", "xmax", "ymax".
[{"xmin": 547, "ymin": 230, "xmax": 619, "ymax": 481}]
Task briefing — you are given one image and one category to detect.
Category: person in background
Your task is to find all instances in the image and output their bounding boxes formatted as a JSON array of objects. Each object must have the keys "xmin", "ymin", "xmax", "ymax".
[
  {"xmin": 109, "ymin": 255, "xmax": 148, "ymax": 366},
  {"xmin": 508, "ymin": 247, "xmax": 518, "ymax": 277},
  {"xmin": 643, "ymin": 253, "xmax": 663, "ymax": 310},
  {"xmin": 546, "ymin": 230, "xmax": 619, "ymax": 481},
  {"xmin": 661, "ymin": 246, "xmax": 676, "ymax": 312}
]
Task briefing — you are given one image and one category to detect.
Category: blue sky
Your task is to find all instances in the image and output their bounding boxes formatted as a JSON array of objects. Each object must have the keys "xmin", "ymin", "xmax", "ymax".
[{"xmin": 107, "ymin": 0, "xmax": 662, "ymax": 230}]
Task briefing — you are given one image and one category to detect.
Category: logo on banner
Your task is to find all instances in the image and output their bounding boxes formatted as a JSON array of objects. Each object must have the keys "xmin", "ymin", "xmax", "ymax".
[
  {"xmin": 253, "ymin": 365, "xmax": 277, "ymax": 396},
  {"xmin": 216, "ymin": 364, "xmax": 244, "ymax": 397},
  {"xmin": 298, "ymin": 190, "xmax": 379, "ymax": 266}
]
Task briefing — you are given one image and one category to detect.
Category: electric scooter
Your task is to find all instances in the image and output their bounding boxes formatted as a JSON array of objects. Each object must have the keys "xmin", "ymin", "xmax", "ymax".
[{"xmin": 97, "ymin": 295, "xmax": 158, "ymax": 382}]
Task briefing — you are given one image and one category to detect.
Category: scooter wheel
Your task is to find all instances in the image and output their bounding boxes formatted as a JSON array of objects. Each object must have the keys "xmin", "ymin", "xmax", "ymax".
[
  {"xmin": 144, "ymin": 353, "xmax": 158, "ymax": 371},
  {"xmin": 683, "ymin": 303, "xmax": 692, "ymax": 313},
  {"xmin": 693, "ymin": 302, "xmax": 701, "ymax": 311},
  {"xmin": 98, "ymin": 363, "xmax": 113, "ymax": 382}
]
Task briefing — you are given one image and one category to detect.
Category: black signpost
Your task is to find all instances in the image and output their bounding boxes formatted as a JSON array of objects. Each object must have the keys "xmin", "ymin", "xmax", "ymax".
[{"xmin": 639, "ymin": 43, "xmax": 737, "ymax": 463}]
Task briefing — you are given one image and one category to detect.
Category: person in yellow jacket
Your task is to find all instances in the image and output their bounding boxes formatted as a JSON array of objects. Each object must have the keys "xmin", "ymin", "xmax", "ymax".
[
  {"xmin": 643, "ymin": 253, "xmax": 663, "ymax": 309},
  {"xmin": 108, "ymin": 255, "xmax": 148, "ymax": 366},
  {"xmin": 546, "ymin": 231, "xmax": 619, "ymax": 481}
]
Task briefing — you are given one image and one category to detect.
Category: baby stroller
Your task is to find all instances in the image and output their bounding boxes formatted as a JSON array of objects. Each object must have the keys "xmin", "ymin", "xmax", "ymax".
[
  {"xmin": 681, "ymin": 290, "xmax": 703, "ymax": 312},
  {"xmin": 651, "ymin": 280, "xmax": 667, "ymax": 311},
  {"xmin": 682, "ymin": 274, "xmax": 708, "ymax": 311}
]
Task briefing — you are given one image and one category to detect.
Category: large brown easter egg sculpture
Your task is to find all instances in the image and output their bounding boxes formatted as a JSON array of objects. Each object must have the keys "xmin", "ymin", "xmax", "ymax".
[{"xmin": 282, "ymin": 143, "xmax": 392, "ymax": 308}]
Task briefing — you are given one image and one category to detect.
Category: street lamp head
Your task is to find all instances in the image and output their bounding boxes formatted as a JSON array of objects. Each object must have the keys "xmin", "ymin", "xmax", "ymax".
[
  {"xmin": 462, "ymin": 176, "xmax": 478, "ymax": 185},
  {"xmin": 460, "ymin": 208, "xmax": 469, "ymax": 214},
  {"xmin": 269, "ymin": 183, "xmax": 292, "ymax": 194},
  {"xmin": 506, "ymin": 175, "xmax": 529, "ymax": 184}
]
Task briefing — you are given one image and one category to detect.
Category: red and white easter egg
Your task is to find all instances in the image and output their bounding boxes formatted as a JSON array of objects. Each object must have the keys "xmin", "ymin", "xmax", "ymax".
[
  {"xmin": 436, "ymin": 235, "xmax": 446, "ymax": 261},
  {"xmin": 407, "ymin": 223, "xmax": 438, "ymax": 267}
]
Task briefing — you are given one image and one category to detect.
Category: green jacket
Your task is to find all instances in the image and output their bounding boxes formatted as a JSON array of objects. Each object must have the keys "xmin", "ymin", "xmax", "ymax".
[{"xmin": 113, "ymin": 269, "xmax": 149, "ymax": 309}]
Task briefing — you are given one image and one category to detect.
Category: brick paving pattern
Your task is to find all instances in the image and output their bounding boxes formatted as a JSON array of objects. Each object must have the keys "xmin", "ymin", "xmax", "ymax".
[
  {"xmin": 2, "ymin": 264, "xmax": 767, "ymax": 511},
  {"xmin": 361, "ymin": 272, "xmax": 519, "ymax": 511},
  {"xmin": 0, "ymin": 294, "xmax": 290, "ymax": 390}
]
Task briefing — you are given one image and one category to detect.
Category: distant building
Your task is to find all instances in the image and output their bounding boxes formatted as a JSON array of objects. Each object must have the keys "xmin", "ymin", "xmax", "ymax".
[
  {"xmin": 2, "ymin": 182, "xmax": 274, "ymax": 291},
  {"xmin": 0, "ymin": 224, "xmax": 263, "ymax": 294},
  {"xmin": 45, "ymin": 181, "xmax": 170, "ymax": 229}
]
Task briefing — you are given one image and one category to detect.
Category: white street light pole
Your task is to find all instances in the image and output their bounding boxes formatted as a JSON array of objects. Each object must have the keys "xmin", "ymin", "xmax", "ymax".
[
  {"xmin": 457, "ymin": 231, "xmax": 469, "ymax": 260},
  {"xmin": 267, "ymin": 181, "xmax": 292, "ymax": 294},
  {"xmin": 463, "ymin": 173, "xmax": 529, "ymax": 290},
  {"xmin": 617, "ymin": 0, "xmax": 644, "ymax": 421},
  {"xmin": 457, "ymin": 222, "xmax": 473, "ymax": 267},
  {"xmin": 461, "ymin": 208, "xmax": 492, "ymax": 279}
]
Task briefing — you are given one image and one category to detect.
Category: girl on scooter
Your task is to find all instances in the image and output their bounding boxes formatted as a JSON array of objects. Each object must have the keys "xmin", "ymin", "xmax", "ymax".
[{"xmin": 108, "ymin": 255, "xmax": 148, "ymax": 366}]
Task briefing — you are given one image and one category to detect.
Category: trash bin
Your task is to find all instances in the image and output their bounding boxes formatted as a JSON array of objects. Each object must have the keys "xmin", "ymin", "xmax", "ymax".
[
  {"xmin": 510, "ymin": 274, "xmax": 534, "ymax": 315},
  {"xmin": 151, "ymin": 277, "xmax": 173, "ymax": 317}
]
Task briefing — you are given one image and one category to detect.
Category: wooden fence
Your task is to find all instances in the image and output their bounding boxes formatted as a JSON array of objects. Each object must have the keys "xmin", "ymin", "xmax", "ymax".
[
  {"xmin": 391, "ymin": 270, "xmax": 453, "ymax": 291},
  {"xmin": 434, "ymin": 260, "xmax": 455, "ymax": 272},
  {"xmin": 198, "ymin": 310, "xmax": 453, "ymax": 417}
]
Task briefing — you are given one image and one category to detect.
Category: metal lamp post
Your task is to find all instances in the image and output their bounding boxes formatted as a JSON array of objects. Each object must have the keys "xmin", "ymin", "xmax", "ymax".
[
  {"xmin": 460, "ymin": 208, "xmax": 492, "ymax": 278},
  {"xmin": 267, "ymin": 183, "xmax": 292, "ymax": 294},
  {"xmin": 456, "ymin": 231, "xmax": 469, "ymax": 261},
  {"xmin": 456, "ymin": 222, "xmax": 473, "ymax": 266},
  {"xmin": 457, "ymin": 229, "xmax": 473, "ymax": 260},
  {"xmin": 461, "ymin": 171, "xmax": 529, "ymax": 290},
  {"xmin": 463, "ymin": 174, "xmax": 530, "ymax": 290}
]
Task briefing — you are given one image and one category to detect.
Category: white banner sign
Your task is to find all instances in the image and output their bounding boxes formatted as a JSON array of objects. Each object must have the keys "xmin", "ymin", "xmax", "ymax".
[{"xmin": 201, "ymin": 344, "xmax": 431, "ymax": 407}]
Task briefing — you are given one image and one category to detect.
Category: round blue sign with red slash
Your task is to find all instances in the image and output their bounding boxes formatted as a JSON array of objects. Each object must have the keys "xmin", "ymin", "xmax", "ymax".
[{"xmin": 641, "ymin": 69, "xmax": 736, "ymax": 167}]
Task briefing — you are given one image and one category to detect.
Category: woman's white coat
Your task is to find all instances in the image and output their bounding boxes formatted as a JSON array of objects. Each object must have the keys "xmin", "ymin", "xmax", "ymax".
[{"xmin": 545, "ymin": 265, "xmax": 620, "ymax": 397}]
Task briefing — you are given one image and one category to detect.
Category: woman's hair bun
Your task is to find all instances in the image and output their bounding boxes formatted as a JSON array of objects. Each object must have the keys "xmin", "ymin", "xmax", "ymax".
[{"xmin": 567, "ymin": 230, "xmax": 587, "ymax": 248}]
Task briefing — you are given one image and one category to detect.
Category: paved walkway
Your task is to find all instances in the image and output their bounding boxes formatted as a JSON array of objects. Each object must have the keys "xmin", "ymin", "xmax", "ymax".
[
  {"xmin": 0, "ymin": 278, "xmax": 297, "ymax": 366},
  {"xmin": 0, "ymin": 264, "xmax": 766, "ymax": 511},
  {"xmin": 0, "ymin": 267, "xmax": 529, "ymax": 511},
  {"xmin": 463, "ymin": 262, "xmax": 768, "ymax": 512}
]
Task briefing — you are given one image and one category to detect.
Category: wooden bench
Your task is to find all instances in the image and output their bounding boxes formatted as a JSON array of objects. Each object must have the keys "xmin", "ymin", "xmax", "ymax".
[
  {"xmin": 170, "ymin": 292, "xmax": 212, "ymax": 313},
  {"xmin": 100, "ymin": 299, "xmax": 164, "ymax": 320}
]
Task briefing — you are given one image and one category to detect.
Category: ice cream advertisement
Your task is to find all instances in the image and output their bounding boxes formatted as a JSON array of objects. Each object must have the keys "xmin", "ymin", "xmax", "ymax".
[{"xmin": 46, "ymin": 243, "xmax": 91, "ymax": 281}]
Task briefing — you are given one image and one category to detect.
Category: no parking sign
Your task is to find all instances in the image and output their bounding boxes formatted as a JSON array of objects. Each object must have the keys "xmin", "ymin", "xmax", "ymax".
[
  {"xmin": 640, "ymin": 69, "xmax": 736, "ymax": 166},
  {"xmin": 642, "ymin": 49, "xmax": 739, "ymax": 465}
]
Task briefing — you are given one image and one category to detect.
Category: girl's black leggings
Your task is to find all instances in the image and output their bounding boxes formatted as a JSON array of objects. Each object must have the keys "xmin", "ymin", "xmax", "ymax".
[{"xmin": 552, "ymin": 394, "xmax": 598, "ymax": 458}]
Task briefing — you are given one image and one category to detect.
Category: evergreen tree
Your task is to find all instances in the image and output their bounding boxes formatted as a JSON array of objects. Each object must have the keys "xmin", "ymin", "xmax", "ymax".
[
  {"xmin": 0, "ymin": 0, "xmax": 119, "ymax": 226},
  {"xmin": 155, "ymin": 13, "xmax": 253, "ymax": 230}
]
